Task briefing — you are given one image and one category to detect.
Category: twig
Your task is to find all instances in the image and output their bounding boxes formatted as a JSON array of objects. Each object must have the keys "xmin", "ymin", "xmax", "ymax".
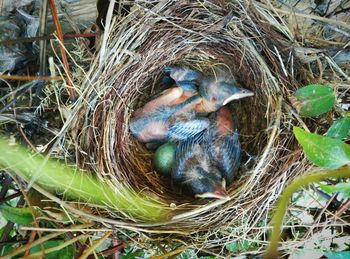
[
  {"xmin": 18, "ymin": 127, "xmax": 37, "ymax": 151},
  {"xmin": 0, "ymin": 74, "xmax": 62, "ymax": 81},
  {"xmin": 1, "ymin": 224, "xmax": 92, "ymax": 259},
  {"xmin": 78, "ymin": 232, "xmax": 112, "ymax": 259},
  {"xmin": 0, "ymin": 174, "xmax": 12, "ymax": 199},
  {"xmin": 303, "ymin": 193, "xmax": 337, "ymax": 238},
  {"xmin": 90, "ymin": 242, "xmax": 128, "ymax": 258},
  {"xmin": 256, "ymin": 1, "xmax": 350, "ymax": 31},
  {"xmin": 151, "ymin": 247, "xmax": 187, "ymax": 259},
  {"xmin": 26, "ymin": 234, "xmax": 91, "ymax": 259},
  {"xmin": 48, "ymin": 0, "xmax": 76, "ymax": 100},
  {"xmin": 333, "ymin": 199, "xmax": 350, "ymax": 218},
  {"xmin": 0, "ymin": 238, "xmax": 28, "ymax": 246},
  {"xmin": 24, "ymin": 230, "xmax": 38, "ymax": 257},
  {"xmin": 0, "ymin": 191, "xmax": 22, "ymax": 203},
  {"xmin": 38, "ymin": 0, "xmax": 49, "ymax": 91},
  {"xmin": 99, "ymin": 0, "xmax": 116, "ymax": 66}
]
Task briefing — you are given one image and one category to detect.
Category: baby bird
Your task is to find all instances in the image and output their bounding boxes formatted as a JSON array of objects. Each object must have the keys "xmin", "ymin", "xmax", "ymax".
[
  {"xmin": 130, "ymin": 87, "xmax": 209, "ymax": 148},
  {"xmin": 172, "ymin": 137, "xmax": 228, "ymax": 199},
  {"xmin": 165, "ymin": 66, "xmax": 254, "ymax": 113},
  {"xmin": 163, "ymin": 66, "xmax": 202, "ymax": 92},
  {"xmin": 195, "ymin": 75, "xmax": 254, "ymax": 114},
  {"xmin": 205, "ymin": 106, "xmax": 240, "ymax": 185},
  {"xmin": 130, "ymin": 66, "xmax": 253, "ymax": 148},
  {"xmin": 172, "ymin": 107, "xmax": 241, "ymax": 199}
]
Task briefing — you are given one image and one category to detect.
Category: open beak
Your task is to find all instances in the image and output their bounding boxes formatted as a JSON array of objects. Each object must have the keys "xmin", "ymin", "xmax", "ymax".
[
  {"xmin": 195, "ymin": 183, "xmax": 230, "ymax": 200},
  {"xmin": 222, "ymin": 88, "xmax": 254, "ymax": 106},
  {"xmin": 195, "ymin": 190, "xmax": 230, "ymax": 200}
]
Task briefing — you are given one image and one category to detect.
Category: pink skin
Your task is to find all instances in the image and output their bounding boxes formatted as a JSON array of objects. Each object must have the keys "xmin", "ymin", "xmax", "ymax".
[
  {"xmin": 137, "ymin": 120, "xmax": 169, "ymax": 143},
  {"xmin": 210, "ymin": 107, "xmax": 235, "ymax": 161},
  {"xmin": 216, "ymin": 106, "xmax": 234, "ymax": 136},
  {"xmin": 133, "ymin": 87, "xmax": 198, "ymax": 118},
  {"xmin": 132, "ymin": 86, "xmax": 201, "ymax": 143},
  {"xmin": 133, "ymin": 88, "xmax": 183, "ymax": 118},
  {"xmin": 213, "ymin": 185, "xmax": 228, "ymax": 198}
]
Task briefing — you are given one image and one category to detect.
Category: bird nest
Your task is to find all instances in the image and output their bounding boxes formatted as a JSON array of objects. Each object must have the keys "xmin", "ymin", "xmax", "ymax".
[{"xmin": 67, "ymin": 0, "xmax": 309, "ymax": 245}]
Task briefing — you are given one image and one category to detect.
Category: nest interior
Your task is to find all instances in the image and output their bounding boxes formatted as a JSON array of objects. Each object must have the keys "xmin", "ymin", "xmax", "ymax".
[{"xmin": 71, "ymin": 0, "xmax": 310, "ymax": 234}]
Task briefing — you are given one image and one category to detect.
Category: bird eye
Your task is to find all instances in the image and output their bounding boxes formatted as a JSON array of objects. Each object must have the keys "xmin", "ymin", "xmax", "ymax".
[{"xmin": 211, "ymin": 97, "xmax": 217, "ymax": 102}]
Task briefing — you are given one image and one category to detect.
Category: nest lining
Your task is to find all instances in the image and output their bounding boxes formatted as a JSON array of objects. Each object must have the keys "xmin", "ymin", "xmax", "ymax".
[{"xmin": 66, "ymin": 0, "xmax": 309, "ymax": 239}]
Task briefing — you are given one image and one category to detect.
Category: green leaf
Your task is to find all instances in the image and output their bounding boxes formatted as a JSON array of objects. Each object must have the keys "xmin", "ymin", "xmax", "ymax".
[
  {"xmin": 225, "ymin": 240, "xmax": 256, "ymax": 252},
  {"xmin": 0, "ymin": 204, "xmax": 35, "ymax": 225},
  {"xmin": 293, "ymin": 84, "xmax": 336, "ymax": 117},
  {"xmin": 293, "ymin": 127, "xmax": 350, "ymax": 168},
  {"xmin": 319, "ymin": 182, "xmax": 350, "ymax": 198},
  {"xmin": 120, "ymin": 251, "xmax": 145, "ymax": 259},
  {"xmin": 0, "ymin": 244, "xmax": 15, "ymax": 257},
  {"xmin": 323, "ymin": 251, "xmax": 350, "ymax": 259},
  {"xmin": 326, "ymin": 117, "xmax": 350, "ymax": 139},
  {"xmin": 28, "ymin": 240, "xmax": 73, "ymax": 259}
]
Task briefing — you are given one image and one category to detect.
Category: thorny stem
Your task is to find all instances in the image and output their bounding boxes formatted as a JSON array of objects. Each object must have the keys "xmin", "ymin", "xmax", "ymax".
[{"xmin": 264, "ymin": 166, "xmax": 350, "ymax": 259}]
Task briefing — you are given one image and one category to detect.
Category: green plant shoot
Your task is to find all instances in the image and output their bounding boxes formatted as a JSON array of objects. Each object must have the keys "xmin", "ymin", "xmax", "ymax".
[
  {"xmin": 0, "ymin": 137, "xmax": 170, "ymax": 222},
  {"xmin": 264, "ymin": 166, "xmax": 350, "ymax": 259},
  {"xmin": 265, "ymin": 126, "xmax": 350, "ymax": 258}
]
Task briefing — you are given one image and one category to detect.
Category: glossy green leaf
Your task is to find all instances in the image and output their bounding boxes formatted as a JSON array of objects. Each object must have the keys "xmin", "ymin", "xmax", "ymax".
[
  {"xmin": 293, "ymin": 127, "xmax": 350, "ymax": 168},
  {"xmin": 293, "ymin": 84, "xmax": 335, "ymax": 117},
  {"xmin": 319, "ymin": 182, "xmax": 350, "ymax": 198},
  {"xmin": 0, "ymin": 204, "xmax": 35, "ymax": 225},
  {"xmin": 326, "ymin": 117, "xmax": 350, "ymax": 139}
]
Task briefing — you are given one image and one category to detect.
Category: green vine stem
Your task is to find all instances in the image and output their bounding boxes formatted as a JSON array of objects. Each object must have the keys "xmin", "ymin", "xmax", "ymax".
[
  {"xmin": 0, "ymin": 137, "xmax": 170, "ymax": 222},
  {"xmin": 264, "ymin": 166, "xmax": 350, "ymax": 258}
]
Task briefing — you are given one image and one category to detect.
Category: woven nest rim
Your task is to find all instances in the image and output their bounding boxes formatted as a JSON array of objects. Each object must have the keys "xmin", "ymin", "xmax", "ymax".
[{"xmin": 65, "ymin": 1, "xmax": 309, "ymax": 236}]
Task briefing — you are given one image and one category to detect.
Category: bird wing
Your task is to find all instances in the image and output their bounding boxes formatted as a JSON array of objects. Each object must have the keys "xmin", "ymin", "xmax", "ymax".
[
  {"xmin": 129, "ymin": 113, "xmax": 169, "ymax": 143},
  {"xmin": 219, "ymin": 131, "xmax": 241, "ymax": 183},
  {"xmin": 167, "ymin": 118, "xmax": 209, "ymax": 141},
  {"xmin": 176, "ymin": 80, "xmax": 198, "ymax": 91},
  {"xmin": 172, "ymin": 136, "xmax": 201, "ymax": 182}
]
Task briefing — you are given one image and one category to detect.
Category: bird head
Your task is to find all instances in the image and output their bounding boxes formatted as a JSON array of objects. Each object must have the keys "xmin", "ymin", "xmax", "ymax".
[
  {"xmin": 186, "ymin": 165, "xmax": 230, "ymax": 200},
  {"xmin": 195, "ymin": 178, "xmax": 229, "ymax": 200},
  {"xmin": 198, "ymin": 77, "xmax": 254, "ymax": 111}
]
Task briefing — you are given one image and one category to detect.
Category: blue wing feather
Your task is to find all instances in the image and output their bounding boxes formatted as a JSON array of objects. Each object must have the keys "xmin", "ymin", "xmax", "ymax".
[{"xmin": 168, "ymin": 118, "xmax": 209, "ymax": 140}]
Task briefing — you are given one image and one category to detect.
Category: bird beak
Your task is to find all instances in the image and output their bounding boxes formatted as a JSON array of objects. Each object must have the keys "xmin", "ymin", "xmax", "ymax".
[
  {"xmin": 195, "ymin": 187, "xmax": 230, "ymax": 200},
  {"xmin": 222, "ymin": 88, "xmax": 254, "ymax": 106}
]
